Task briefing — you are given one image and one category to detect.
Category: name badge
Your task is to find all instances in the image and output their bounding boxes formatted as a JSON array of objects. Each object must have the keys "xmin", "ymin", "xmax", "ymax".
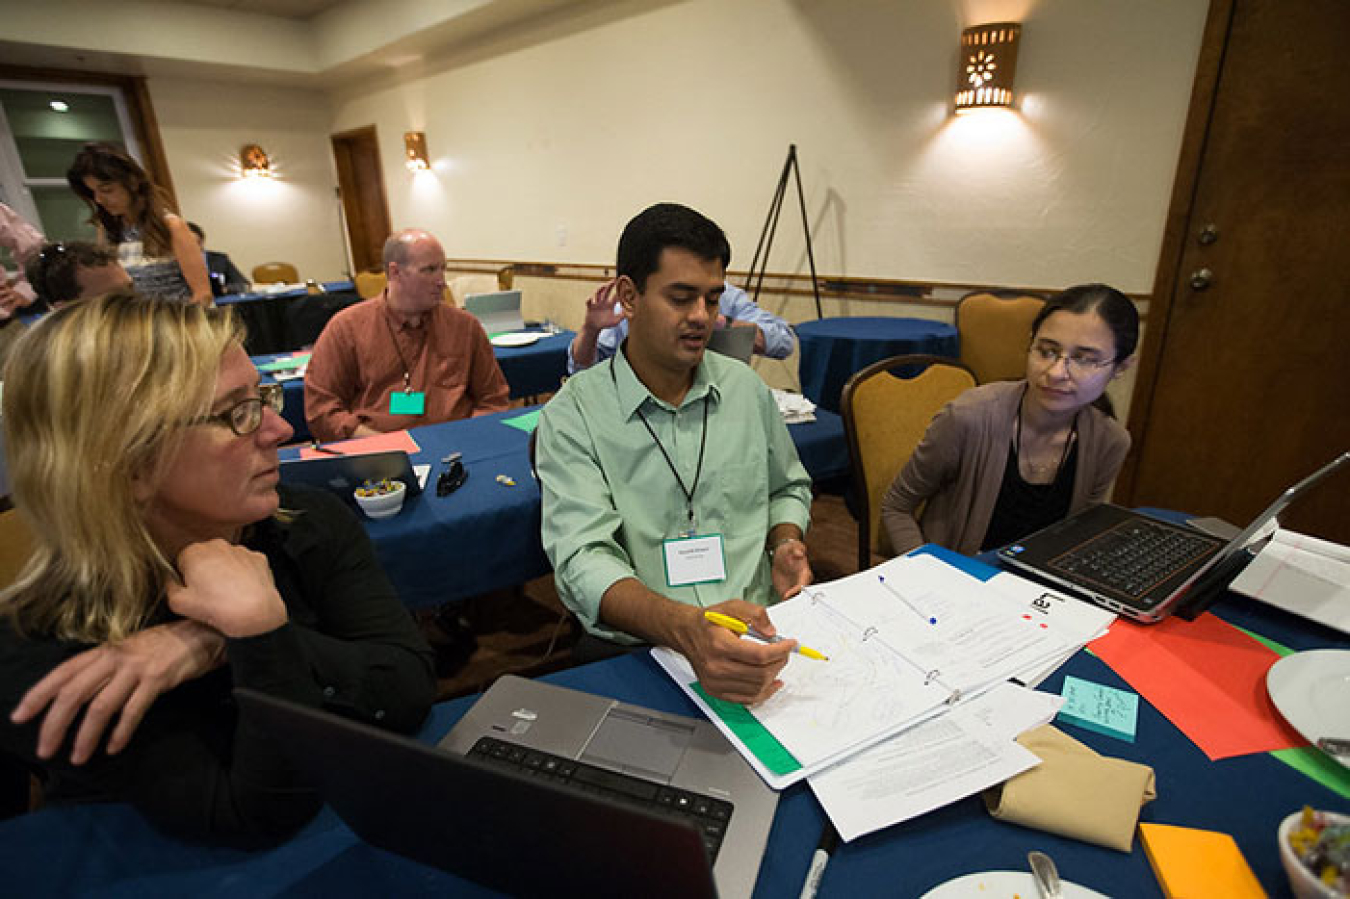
[
  {"xmin": 663, "ymin": 533, "xmax": 727, "ymax": 588},
  {"xmin": 390, "ymin": 391, "xmax": 426, "ymax": 416}
]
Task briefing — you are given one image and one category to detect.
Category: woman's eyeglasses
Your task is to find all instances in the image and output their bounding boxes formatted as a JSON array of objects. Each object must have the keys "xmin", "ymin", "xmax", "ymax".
[
  {"xmin": 1028, "ymin": 341, "xmax": 1115, "ymax": 377},
  {"xmin": 187, "ymin": 383, "xmax": 285, "ymax": 436}
]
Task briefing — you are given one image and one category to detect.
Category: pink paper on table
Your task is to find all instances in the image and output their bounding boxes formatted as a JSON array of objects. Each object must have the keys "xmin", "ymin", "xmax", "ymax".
[
  {"xmin": 298, "ymin": 430, "xmax": 421, "ymax": 460},
  {"xmin": 1088, "ymin": 612, "xmax": 1305, "ymax": 761}
]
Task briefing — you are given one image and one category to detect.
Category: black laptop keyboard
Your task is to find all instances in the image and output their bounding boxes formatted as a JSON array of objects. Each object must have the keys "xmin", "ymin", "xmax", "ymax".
[
  {"xmin": 1048, "ymin": 518, "xmax": 1219, "ymax": 600},
  {"xmin": 467, "ymin": 736, "xmax": 734, "ymax": 861}
]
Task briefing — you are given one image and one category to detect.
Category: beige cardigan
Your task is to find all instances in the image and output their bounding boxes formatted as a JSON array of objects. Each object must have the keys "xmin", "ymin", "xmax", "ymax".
[{"xmin": 881, "ymin": 381, "xmax": 1131, "ymax": 556}]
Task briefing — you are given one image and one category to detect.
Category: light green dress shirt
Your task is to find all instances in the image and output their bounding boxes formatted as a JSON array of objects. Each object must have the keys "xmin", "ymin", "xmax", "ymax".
[{"xmin": 537, "ymin": 346, "xmax": 813, "ymax": 642}]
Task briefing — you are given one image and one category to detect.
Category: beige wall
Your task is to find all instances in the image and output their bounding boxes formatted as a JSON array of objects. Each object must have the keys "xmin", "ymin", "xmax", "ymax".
[
  {"xmin": 148, "ymin": 77, "xmax": 347, "ymax": 282},
  {"xmin": 330, "ymin": 0, "xmax": 1207, "ymax": 293}
]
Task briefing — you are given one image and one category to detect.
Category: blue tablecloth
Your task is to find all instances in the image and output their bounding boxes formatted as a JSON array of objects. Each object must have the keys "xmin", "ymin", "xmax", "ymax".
[
  {"xmin": 280, "ymin": 408, "xmax": 550, "ymax": 610},
  {"xmin": 253, "ymin": 330, "xmax": 574, "ymax": 445},
  {"xmin": 3, "ymin": 566, "xmax": 1345, "ymax": 897},
  {"xmin": 796, "ymin": 316, "xmax": 959, "ymax": 413},
  {"xmin": 489, "ymin": 329, "xmax": 574, "ymax": 400},
  {"xmin": 275, "ymin": 405, "xmax": 848, "ymax": 609}
]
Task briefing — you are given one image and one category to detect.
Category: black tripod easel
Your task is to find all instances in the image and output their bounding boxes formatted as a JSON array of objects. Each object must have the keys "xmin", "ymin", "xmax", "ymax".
[{"xmin": 744, "ymin": 144, "xmax": 824, "ymax": 319}]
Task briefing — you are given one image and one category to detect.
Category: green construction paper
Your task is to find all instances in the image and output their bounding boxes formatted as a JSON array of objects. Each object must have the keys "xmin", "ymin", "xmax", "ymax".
[
  {"xmin": 1232, "ymin": 624, "xmax": 1294, "ymax": 657},
  {"xmin": 1270, "ymin": 747, "xmax": 1350, "ymax": 800},
  {"xmin": 690, "ymin": 683, "xmax": 801, "ymax": 776},
  {"xmin": 502, "ymin": 409, "xmax": 541, "ymax": 433},
  {"xmin": 256, "ymin": 353, "xmax": 311, "ymax": 373}
]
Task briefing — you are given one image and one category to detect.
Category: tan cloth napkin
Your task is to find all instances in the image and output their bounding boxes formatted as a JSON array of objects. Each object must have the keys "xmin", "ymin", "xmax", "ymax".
[{"xmin": 983, "ymin": 724, "xmax": 1157, "ymax": 852}]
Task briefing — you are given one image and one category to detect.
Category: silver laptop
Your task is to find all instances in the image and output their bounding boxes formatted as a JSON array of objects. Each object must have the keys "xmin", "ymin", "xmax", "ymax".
[
  {"xmin": 999, "ymin": 451, "xmax": 1350, "ymax": 623},
  {"xmin": 465, "ymin": 289, "xmax": 524, "ymax": 334},
  {"xmin": 234, "ymin": 687, "xmax": 721, "ymax": 898},
  {"xmin": 440, "ymin": 674, "xmax": 779, "ymax": 898},
  {"xmin": 707, "ymin": 325, "xmax": 756, "ymax": 364}
]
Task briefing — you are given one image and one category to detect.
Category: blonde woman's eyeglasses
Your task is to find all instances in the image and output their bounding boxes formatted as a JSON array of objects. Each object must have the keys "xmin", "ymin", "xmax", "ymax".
[{"xmin": 187, "ymin": 382, "xmax": 285, "ymax": 436}]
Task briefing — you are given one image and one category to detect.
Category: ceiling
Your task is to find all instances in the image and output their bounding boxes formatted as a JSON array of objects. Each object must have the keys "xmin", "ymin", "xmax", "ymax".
[{"xmin": 158, "ymin": 0, "xmax": 347, "ymax": 20}]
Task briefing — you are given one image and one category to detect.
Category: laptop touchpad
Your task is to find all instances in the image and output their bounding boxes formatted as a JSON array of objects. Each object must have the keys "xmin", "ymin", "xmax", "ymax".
[{"xmin": 580, "ymin": 707, "xmax": 693, "ymax": 781}]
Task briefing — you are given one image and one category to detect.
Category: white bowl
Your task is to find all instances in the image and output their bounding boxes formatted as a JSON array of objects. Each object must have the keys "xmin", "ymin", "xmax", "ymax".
[
  {"xmin": 1279, "ymin": 809, "xmax": 1349, "ymax": 899},
  {"xmin": 353, "ymin": 480, "xmax": 406, "ymax": 520}
]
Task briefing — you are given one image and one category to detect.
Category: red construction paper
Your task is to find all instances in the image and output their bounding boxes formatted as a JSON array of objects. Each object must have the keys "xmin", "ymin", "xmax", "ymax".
[
  {"xmin": 298, "ymin": 430, "xmax": 421, "ymax": 460},
  {"xmin": 1088, "ymin": 612, "xmax": 1305, "ymax": 760}
]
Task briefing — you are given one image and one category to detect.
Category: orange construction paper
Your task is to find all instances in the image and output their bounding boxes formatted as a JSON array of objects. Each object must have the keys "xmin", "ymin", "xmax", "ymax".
[
  {"xmin": 298, "ymin": 430, "xmax": 421, "ymax": 460},
  {"xmin": 1139, "ymin": 822, "xmax": 1267, "ymax": 899},
  {"xmin": 1088, "ymin": 612, "xmax": 1305, "ymax": 761}
]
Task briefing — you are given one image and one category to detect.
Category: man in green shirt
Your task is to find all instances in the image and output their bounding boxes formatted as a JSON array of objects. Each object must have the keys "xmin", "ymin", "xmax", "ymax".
[{"xmin": 537, "ymin": 203, "xmax": 814, "ymax": 704}]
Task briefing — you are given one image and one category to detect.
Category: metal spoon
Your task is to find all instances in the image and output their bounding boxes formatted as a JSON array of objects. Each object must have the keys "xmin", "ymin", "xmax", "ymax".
[{"xmin": 1028, "ymin": 850, "xmax": 1064, "ymax": 899}]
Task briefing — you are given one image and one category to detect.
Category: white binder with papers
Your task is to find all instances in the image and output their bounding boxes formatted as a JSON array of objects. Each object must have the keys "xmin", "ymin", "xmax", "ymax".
[{"xmin": 653, "ymin": 550, "xmax": 1114, "ymax": 789}]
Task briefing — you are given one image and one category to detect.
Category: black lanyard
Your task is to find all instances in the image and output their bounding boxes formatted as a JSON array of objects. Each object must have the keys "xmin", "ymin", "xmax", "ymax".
[
  {"xmin": 383, "ymin": 303, "xmax": 423, "ymax": 393},
  {"xmin": 611, "ymin": 358, "xmax": 710, "ymax": 534}
]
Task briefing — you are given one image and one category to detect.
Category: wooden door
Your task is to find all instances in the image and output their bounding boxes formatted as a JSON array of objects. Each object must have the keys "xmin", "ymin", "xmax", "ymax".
[
  {"xmin": 1117, "ymin": 0, "xmax": 1350, "ymax": 543},
  {"xmin": 331, "ymin": 126, "xmax": 392, "ymax": 275}
]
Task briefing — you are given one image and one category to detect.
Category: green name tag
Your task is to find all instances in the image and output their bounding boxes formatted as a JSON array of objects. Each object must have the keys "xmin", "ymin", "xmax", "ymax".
[{"xmin": 389, "ymin": 391, "xmax": 425, "ymax": 416}]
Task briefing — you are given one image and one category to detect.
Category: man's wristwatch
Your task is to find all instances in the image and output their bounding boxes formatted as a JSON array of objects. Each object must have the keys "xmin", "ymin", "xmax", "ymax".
[{"xmin": 767, "ymin": 536, "xmax": 803, "ymax": 559}]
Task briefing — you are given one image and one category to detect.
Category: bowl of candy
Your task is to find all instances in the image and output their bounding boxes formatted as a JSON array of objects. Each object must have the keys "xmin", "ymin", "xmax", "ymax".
[
  {"xmin": 1280, "ymin": 807, "xmax": 1349, "ymax": 899},
  {"xmin": 353, "ymin": 478, "xmax": 406, "ymax": 520}
]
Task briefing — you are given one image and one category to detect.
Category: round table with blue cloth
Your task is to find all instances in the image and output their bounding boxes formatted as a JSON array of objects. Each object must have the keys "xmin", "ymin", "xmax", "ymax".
[{"xmin": 795, "ymin": 316, "xmax": 960, "ymax": 413}]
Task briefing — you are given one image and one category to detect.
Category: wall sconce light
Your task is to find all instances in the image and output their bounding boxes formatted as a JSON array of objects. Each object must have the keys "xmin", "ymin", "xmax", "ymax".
[
  {"xmin": 404, "ymin": 131, "xmax": 430, "ymax": 171},
  {"xmin": 240, "ymin": 143, "xmax": 274, "ymax": 179},
  {"xmin": 954, "ymin": 22, "xmax": 1021, "ymax": 113}
]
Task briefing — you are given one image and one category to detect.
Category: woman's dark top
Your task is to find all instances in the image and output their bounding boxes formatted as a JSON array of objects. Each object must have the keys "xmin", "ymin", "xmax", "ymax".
[
  {"xmin": 981, "ymin": 441, "xmax": 1079, "ymax": 551},
  {"xmin": 0, "ymin": 485, "xmax": 435, "ymax": 848}
]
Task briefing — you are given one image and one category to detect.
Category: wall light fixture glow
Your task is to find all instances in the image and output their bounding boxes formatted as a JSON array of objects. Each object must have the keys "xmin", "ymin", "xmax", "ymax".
[
  {"xmin": 49, "ymin": 100, "xmax": 70, "ymax": 113},
  {"xmin": 404, "ymin": 131, "xmax": 430, "ymax": 171},
  {"xmin": 955, "ymin": 22, "xmax": 1021, "ymax": 114},
  {"xmin": 240, "ymin": 144, "xmax": 274, "ymax": 179}
]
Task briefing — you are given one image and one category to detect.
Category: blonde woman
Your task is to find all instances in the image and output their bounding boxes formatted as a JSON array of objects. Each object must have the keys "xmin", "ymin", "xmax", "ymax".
[
  {"xmin": 66, "ymin": 143, "xmax": 213, "ymax": 307},
  {"xmin": 0, "ymin": 294, "xmax": 434, "ymax": 846}
]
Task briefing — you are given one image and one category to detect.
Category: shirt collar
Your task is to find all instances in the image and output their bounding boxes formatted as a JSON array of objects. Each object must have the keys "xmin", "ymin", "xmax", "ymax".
[
  {"xmin": 612, "ymin": 342, "xmax": 721, "ymax": 419},
  {"xmin": 379, "ymin": 290, "xmax": 426, "ymax": 331}
]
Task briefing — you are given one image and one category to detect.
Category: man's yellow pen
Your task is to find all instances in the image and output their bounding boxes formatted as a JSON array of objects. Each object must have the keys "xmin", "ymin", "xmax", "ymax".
[{"xmin": 703, "ymin": 611, "xmax": 828, "ymax": 661}]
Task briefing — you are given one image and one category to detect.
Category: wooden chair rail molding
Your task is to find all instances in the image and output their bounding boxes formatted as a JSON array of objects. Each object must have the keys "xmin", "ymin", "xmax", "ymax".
[{"xmin": 444, "ymin": 259, "xmax": 1150, "ymax": 316}]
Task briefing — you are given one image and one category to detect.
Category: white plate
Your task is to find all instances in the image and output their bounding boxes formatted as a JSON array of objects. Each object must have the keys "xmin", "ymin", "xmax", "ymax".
[
  {"xmin": 490, "ymin": 331, "xmax": 542, "ymax": 348},
  {"xmin": 920, "ymin": 870, "xmax": 1109, "ymax": 898},
  {"xmin": 1267, "ymin": 649, "xmax": 1350, "ymax": 769}
]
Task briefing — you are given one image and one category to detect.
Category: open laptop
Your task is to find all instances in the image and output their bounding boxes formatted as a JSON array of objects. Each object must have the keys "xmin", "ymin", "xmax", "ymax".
[
  {"xmin": 439, "ymin": 674, "xmax": 779, "ymax": 898},
  {"xmin": 234, "ymin": 687, "xmax": 721, "ymax": 898},
  {"xmin": 706, "ymin": 325, "xmax": 756, "ymax": 364},
  {"xmin": 999, "ymin": 451, "xmax": 1350, "ymax": 623},
  {"xmin": 465, "ymin": 289, "xmax": 525, "ymax": 334},
  {"xmin": 279, "ymin": 449, "xmax": 423, "ymax": 499}
]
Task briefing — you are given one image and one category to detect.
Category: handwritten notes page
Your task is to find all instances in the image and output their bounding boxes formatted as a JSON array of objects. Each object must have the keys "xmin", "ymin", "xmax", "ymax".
[
  {"xmin": 652, "ymin": 552, "xmax": 1113, "ymax": 789},
  {"xmin": 809, "ymin": 683, "xmax": 1062, "ymax": 841}
]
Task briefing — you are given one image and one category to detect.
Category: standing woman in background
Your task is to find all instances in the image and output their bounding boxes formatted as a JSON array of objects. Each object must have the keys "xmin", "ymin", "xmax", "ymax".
[{"xmin": 67, "ymin": 143, "xmax": 213, "ymax": 307}]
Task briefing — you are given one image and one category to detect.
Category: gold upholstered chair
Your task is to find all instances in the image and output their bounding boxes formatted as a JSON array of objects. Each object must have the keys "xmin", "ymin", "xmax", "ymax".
[
  {"xmin": 841, "ymin": 355, "xmax": 976, "ymax": 571},
  {"xmin": 955, "ymin": 290, "xmax": 1046, "ymax": 384},
  {"xmin": 251, "ymin": 262, "xmax": 300, "ymax": 285}
]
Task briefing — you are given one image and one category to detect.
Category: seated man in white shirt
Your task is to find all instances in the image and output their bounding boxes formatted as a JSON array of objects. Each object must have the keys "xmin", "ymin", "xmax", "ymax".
[{"xmin": 567, "ymin": 277, "xmax": 795, "ymax": 374}]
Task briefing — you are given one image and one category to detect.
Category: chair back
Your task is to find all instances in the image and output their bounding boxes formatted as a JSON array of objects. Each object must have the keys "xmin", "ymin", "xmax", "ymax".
[
  {"xmin": 841, "ymin": 355, "xmax": 976, "ymax": 571},
  {"xmin": 252, "ymin": 262, "xmax": 300, "ymax": 285},
  {"xmin": 0, "ymin": 508, "xmax": 36, "ymax": 590},
  {"xmin": 354, "ymin": 271, "xmax": 386, "ymax": 299},
  {"xmin": 955, "ymin": 290, "xmax": 1046, "ymax": 384},
  {"xmin": 447, "ymin": 274, "xmax": 501, "ymax": 307}
]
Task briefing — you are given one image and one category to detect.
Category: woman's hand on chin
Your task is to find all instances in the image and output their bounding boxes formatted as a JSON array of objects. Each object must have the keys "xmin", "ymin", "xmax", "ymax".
[{"xmin": 167, "ymin": 539, "xmax": 288, "ymax": 639}]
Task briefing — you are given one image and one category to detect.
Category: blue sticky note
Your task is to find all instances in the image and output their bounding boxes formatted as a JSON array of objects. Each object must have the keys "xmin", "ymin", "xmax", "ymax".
[{"xmin": 1058, "ymin": 676, "xmax": 1139, "ymax": 743}]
